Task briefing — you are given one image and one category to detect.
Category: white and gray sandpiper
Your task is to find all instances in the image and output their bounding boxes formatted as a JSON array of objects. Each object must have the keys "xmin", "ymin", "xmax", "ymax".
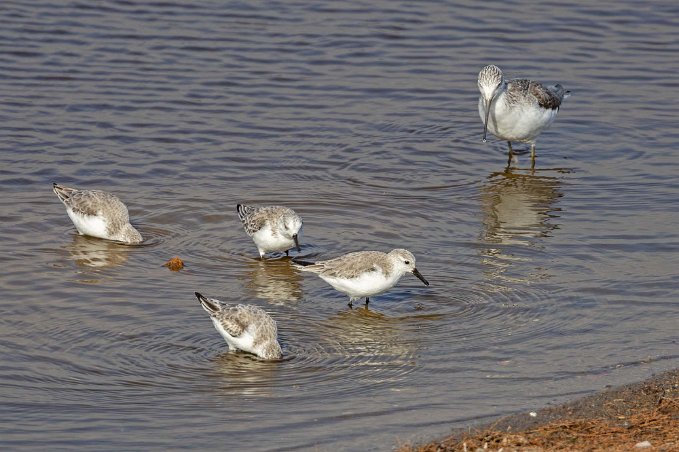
[
  {"xmin": 195, "ymin": 292, "xmax": 282, "ymax": 360},
  {"xmin": 478, "ymin": 64, "xmax": 570, "ymax": 168},
  {"xmin": 237, "ymin": 204, "xmax": 303, "ymax": 258},
  {"xmin": 53, "ymin": 183, "xmax": 143, "ymax": 244},
  {"xmin": 294, "ymin": 249, "xmax": 429, "ymax": 307}
]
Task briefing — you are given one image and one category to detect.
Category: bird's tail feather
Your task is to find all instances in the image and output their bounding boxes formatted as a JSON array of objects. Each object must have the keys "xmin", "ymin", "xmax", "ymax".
[
  {"xmin": 52, "ymin": 182, "xmax": 74, "ymax": 203},
  {"xmin": 236, "ymin": 204, "xmax": 255, "ymax": 223},
  {"xmin": 195, "ymin": 292, "xmax": 221, "ymax": 314}
]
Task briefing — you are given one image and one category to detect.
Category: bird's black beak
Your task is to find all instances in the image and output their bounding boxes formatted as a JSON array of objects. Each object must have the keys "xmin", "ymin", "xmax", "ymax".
[
  {"xmin": 293, "ymin": 234, "xmax": 300, "ymax": 252},
  {"xmin": 412, "ymin": 268, "xmax": 429, "ymax": 286},
  {"xmin": 482, "ymin": 95, "xmax": 493, "ymax": 142},
  {"xmin": 482, "ymin": 84, "xmax": 502, "ymax": 143}
]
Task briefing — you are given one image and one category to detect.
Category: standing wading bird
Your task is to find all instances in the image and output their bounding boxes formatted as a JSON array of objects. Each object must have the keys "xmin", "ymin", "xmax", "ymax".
[
  {"xmin": 237, "ymin": 204, "xmax": 303, "ymax": 258},
  {"xmin": 52, "ymin": 183, "xmax": 143, "ymax": 244},
  {"xmin": 294, "ymin": 249, "xmax": 429, "ymax": 307},
  {"xmin": 478, "ymin": 65, "xmax": 570, "ymax": 169}
]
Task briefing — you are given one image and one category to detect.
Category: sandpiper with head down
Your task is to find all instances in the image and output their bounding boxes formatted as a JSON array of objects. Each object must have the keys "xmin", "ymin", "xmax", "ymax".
[
  {"xmin": 478, "ymin": 65, "xmax": 570, "ymax": 168},
  {"xmin": 195, "ymin": 292, "xmax": 282, "ymax": 360},
  {"xmin": 294, "ymin": 249, "xmax": 429, "ymax": 307},
  {"xmin": 52, "ymin": 183, "xmax": 143, "ymax": 244},
  {"xmin": 237, "ymin": 204, "xmax": 302, "ymax": 258}
]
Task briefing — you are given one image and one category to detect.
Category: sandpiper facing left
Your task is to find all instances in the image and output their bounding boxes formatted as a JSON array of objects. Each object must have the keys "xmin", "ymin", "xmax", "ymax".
[
  {"xmin": 52, "ymin": 183, "xmax": 142, "ymax": 244},
  {"xmin": 478, "ymin": 64, "xmax": 570, "ymax": 168},
  {"xmin": 237, "ymin": 204, "xmax": 302, "ymax": 258},
  {"xmin": 294, "ymin": 249, "xmax": 429, "ymax": 307},
  {"xmin": 195, "ymin": 292, "xmax": 282, "ymax": 360}
]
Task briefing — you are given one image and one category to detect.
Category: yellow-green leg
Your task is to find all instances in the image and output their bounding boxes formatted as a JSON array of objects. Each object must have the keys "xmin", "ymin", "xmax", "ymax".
[{"xmin": 506, "ymin": 141, "xmax": 514, "ymax": 168}]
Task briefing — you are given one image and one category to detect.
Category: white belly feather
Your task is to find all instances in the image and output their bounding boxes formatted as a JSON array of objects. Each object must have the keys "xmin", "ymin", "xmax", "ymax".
[
  {"xmin": 252, "ymin": 224, "xmax": 294, "ymax": 253},
  {"xmin": 320, "ymin": 270, "xmax": 400, "ymax": 299},
  {"xmin": 67, "ymin": 208, "xmax": 109, "ymax": 239},
  {"xmin": 479, "ymin": 95, "xmax": 558, "ymax": 143},
  {"xmin": 211, "ymin": 317, "xmax": 257, "ymax": 353}
]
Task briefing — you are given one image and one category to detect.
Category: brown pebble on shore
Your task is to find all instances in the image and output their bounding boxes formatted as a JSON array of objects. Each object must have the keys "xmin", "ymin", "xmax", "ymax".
[{"xmin": 163, "ymin": 256, "xmax": 184, "ymax": 271}]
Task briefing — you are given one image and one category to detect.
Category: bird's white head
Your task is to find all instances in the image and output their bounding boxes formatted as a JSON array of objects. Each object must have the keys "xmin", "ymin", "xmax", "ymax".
[
  {"xmin": 282, "ymin": 212, "xmax": 303, "ymax": 251},
  {"xmin": 478, "ymin": 64, "xmax": 504, "ymax": 100},
  {"xmin": 478, "ymin": 65, "xmax": 505, "ymax": 142},
  {"xmin": 388, "ymin": 249, "xmax": 429, "ymax": 286}
]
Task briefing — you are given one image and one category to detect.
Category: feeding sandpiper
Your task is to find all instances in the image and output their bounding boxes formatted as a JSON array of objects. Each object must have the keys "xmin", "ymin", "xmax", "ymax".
[
  {"xmin": 478, "ymin": 65, "xmax": 570, "ymax": 168},
  {"xmin": 53, "ymin": 183, "xmax": 143, "ymax": 244},
  {"xmin": 237, "ymin": 204, "xmax": 302, "ymax": 258},
  {"xmin": 294, "ymin": 249, "xmax": 429, "ymax": 307},
  {"xmin": 195, "ymin": 292, "xmax": 282, "ymax": 360}
]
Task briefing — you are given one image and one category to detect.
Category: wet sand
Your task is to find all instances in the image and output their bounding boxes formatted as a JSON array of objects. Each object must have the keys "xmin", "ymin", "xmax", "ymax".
[{"xmin": 401, "ymin": 369, "xmax": 678, "ymax": 451}]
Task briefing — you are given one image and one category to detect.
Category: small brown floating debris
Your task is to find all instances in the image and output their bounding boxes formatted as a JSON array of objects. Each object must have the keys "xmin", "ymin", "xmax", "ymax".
[{"xmin": 163, "ymin": 256, "xmax": 184, "ymax": 271}]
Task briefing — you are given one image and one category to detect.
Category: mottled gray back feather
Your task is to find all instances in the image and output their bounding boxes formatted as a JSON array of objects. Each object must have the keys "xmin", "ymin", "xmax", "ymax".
[
  {"xmin": 297, "ymin": 251, "xmax": 393, "ymax": 280},
  {"xmin": 197, "ymin": 293, "xmax": 278, "ymax": 346},
  {"xmin": 53, "ymin": 183, "xmax": 133, "ymax": 235},
  {"xmin": 507, "ymin": 79, "xmax": 566, "ymax": 110},
  {"xmin": 237, "ymin": 204, "xmax": 298, "ymax": 237}
]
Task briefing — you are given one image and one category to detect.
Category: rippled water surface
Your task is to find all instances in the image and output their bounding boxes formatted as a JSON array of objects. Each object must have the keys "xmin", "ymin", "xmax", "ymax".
[{"xmin": 2, "ymin": 1, "xmax": 678, "ymax": 450}]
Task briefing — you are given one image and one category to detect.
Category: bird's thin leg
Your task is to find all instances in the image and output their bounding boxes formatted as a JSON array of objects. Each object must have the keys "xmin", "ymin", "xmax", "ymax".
[
  {"xmin": 365, "ymin": 297, "xmax": 370, "ymax": 306},
  {"xmin": 348, "ymin": 299, "xmax": 353, "ymax": 309},
  {"xmin": 530, "ymin": 143, "xmax": 536, "ymax": 170},
  {"xmin": 286, "ymin": 250, "xmax": 289, "ymax": 256},
  {"xmin": 506, "ymin": 142, "xmax": 514, "ymax": 168}
]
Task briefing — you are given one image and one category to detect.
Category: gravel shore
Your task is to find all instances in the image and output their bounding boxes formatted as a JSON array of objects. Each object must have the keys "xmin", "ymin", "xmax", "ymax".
[{"xmin": 400, "ymin": 369, "xmax": 678, "ymax": 451}]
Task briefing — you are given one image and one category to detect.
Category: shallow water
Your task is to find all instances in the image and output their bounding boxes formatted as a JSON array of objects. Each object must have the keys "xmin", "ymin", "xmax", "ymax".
[{"xmin": 1, "ymin": 1, "xmax": 678, "ymax": 450}]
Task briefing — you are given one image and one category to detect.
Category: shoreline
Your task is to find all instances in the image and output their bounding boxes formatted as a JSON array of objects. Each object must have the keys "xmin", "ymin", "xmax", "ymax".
[{"xmin": 400, "ymin": 369, "xmax": 678, "ymax": 451}]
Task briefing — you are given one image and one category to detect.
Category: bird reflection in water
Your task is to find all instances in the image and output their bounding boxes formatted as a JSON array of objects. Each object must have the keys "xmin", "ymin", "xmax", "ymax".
[
  {"xmin": 210, "ymin": 351, "xmax": 282, "ymax": 397},
  {"xmin": 66, "ymin": 234, "xmax": 132, "ymax": 269},
  {"xmin": 245, "ymin": 257, "xmax": 303, "ymax": 304},
  {"xmin": 322, "ymin": 308, "xmax": 419, "ymax": 368},
  {"xmin": 480, "ymin": 168, "xmax": 564, "ymax": 283}
]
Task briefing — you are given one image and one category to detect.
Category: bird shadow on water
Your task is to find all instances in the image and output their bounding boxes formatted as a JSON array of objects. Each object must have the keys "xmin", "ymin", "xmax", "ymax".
[
  {"xmin": 478, "ymin": 167, "xmax": 567, "ymax": 284},
  {"xmin": 319, "ymin": 306, "xmax": 441, "ymax": 355},
  {"xmin": 63, "ymin": 234, "xmax": 132, "ymax": 270},
  {"xmin": 206, "ymin": 350, "xmax": 283, "ymax": 397},
  {"xmin": 243, "ymin": 256, "xmax": 303, "ymax": 305},
  {"xmin": 481, "ymin": 168, "xmax": 565, "ymax": 243},
  {"xmin": 48, "ymin": 225, "xmax": 171, "ymax": 284}
]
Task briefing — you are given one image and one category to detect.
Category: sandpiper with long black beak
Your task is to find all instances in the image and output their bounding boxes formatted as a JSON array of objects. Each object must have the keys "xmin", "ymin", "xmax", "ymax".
[{"xmin": 294, "ymin": 249, "xmax": 429, "ymax": 307}]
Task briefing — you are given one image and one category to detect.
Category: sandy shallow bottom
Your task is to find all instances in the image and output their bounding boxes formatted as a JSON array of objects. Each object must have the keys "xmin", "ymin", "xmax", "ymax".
[{"xmin": 401, "ymin": 369, "xmax": 679, "ymax": 451}]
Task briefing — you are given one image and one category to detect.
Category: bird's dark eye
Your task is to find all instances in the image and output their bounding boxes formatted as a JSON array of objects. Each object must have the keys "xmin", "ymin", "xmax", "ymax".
[{"xmin": 404, "ymin": 260, "xmax": 410, "ymax": 265}]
